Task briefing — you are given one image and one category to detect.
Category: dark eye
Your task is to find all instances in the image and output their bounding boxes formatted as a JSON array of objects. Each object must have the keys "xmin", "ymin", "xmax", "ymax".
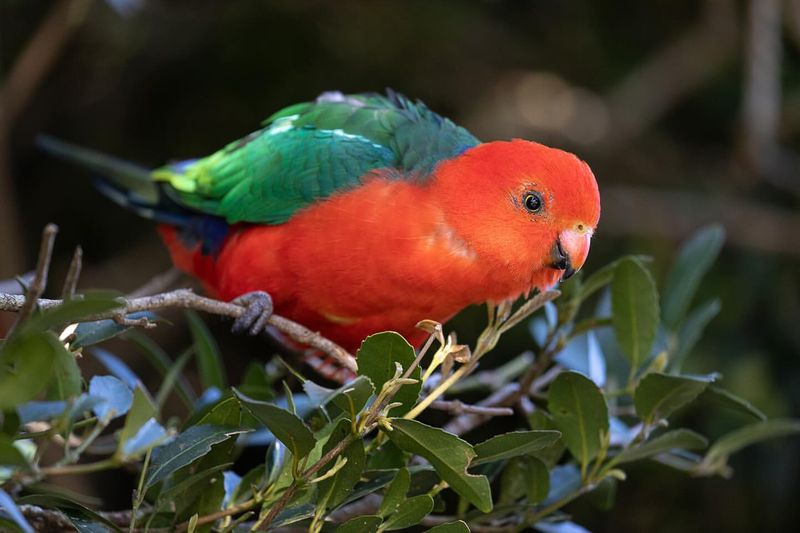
[{"xmin": 523, "ymin": 192, "xmax": 543, "ymax": 213}]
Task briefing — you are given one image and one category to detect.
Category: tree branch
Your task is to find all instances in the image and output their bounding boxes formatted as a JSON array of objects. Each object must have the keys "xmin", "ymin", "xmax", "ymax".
[
  {"xmin": 9, "ymin": 224, "xmax": 58, "ymax": 334},
  {"xmin": 0, "ymin": 287, "xmax": 357, "ymax": 372}
]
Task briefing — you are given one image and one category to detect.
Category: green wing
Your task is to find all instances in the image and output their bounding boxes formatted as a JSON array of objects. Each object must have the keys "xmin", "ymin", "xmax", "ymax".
[{"xmin": 152, "ymin": 90, "xmax": 480, "ymax": 224}]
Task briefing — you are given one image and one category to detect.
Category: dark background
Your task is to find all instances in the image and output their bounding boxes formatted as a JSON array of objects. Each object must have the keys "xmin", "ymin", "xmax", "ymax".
[{"xmin": 1, "ymin": 1, "xmax": 799, "ymax": 531}]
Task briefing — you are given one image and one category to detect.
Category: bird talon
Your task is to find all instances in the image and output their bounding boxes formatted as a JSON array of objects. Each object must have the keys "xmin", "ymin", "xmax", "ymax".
[{"xmin": 231, "ymin": 291, "xmax": 274, "ymax": 335}]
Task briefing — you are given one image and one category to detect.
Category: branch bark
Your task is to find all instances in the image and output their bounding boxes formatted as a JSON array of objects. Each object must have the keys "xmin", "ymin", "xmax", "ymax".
[{"xmin": 0, "ymin": 288, "xmax": 357, "ymax": 372}]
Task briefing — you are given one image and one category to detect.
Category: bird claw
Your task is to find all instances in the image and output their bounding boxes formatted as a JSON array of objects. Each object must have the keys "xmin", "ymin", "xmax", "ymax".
[{"xmin": 231, "ymin": 291, "xmax": 274, "ymax": 335}]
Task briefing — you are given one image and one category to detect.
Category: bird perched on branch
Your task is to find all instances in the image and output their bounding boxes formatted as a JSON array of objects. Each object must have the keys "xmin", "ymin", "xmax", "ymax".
[{"xmin": 38, "ymin": 90, "xmax": 600, "ymax": 354}]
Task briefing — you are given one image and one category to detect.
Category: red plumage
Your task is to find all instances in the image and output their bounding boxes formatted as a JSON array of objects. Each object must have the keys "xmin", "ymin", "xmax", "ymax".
[{"xmin": 160, "ymin": 140, "xmax": 600, "ymax": 352}]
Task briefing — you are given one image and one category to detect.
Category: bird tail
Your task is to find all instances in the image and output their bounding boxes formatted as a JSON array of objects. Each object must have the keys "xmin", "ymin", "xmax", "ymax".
[{"xmin": 36, "ymin": 135, "xmax": 189, "ymax": 226}]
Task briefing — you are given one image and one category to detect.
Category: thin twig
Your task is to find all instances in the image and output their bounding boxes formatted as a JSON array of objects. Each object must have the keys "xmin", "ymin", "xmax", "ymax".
[
  {"xmin": 442, "ymin": 383, "xmax": 520, "ymax": 436},
  {"xmin": 0, "ymin": 288, "xmax": 357, "ymax": 372},
  {"xmin": 61, "ymin": 245, "xmax": 82, "ymax": 299},
  {"xmin": 9, "ymin": 224, "xmax": 58, "ymax": 334},
  {"xmin": 429, "ymin": 400, "xmax": 514, "ymax": 417}
]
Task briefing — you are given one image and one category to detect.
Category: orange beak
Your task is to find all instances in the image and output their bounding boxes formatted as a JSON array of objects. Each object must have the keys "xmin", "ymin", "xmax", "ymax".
[{"xmin": 549, "ymin": 226, "xmax": 593, "ymax": 280}]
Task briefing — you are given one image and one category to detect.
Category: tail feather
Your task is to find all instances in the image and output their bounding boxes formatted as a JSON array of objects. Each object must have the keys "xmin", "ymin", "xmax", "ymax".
[
  {"xmin": 37, "ymin": 134, "xmax": 231, "ymax": 256},
  {"xmin": 36, "ymin": 135, "xmax": 160, "ymax": 204}
]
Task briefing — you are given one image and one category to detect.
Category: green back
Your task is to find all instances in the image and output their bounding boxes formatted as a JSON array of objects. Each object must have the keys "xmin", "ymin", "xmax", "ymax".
[{"xmin": 152, "ymin": 91, "xmax": 480, "ymax": 224}]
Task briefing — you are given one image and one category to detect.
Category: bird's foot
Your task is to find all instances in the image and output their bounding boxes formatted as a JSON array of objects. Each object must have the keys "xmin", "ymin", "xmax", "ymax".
[{"xmin": 231, "ymin": 291, "xmax": 274, "ymax": 335}]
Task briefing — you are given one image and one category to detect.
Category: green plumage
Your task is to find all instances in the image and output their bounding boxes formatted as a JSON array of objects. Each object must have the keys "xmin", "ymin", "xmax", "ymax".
[{"xmin": 152, "ymin": 90, "xmax": 480, "ymax": 224}]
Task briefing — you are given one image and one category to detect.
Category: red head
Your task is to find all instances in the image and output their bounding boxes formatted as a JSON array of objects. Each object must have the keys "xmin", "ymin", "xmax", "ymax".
[{"xmin": 429, "ymin": 139, "xmax": 600, "ymax": 298}]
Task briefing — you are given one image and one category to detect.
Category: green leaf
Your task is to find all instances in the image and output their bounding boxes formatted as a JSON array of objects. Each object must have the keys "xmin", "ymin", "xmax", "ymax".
[
  {"xmin": 16, "ymin": 494, "xmax": 120, "ymax": 532},
  {"xmin": 669, "ymin": 299, "xmax": 721, "ymax": 372},
  {"xmin": 158, "ymin": 462, "xmax": 232, "ymax": 504},
  {"xmin": 612, "ymin": 258, "xmax": 659, "ymax": 373},
  {"xmin": 29, "ymin": 293, "xmax": 122, "ymax": 332},
  {"xmin": 662, "ymin": 224, "xmax": 725, "ymax": 330},
  {"xmin": 235, "ymin": 389, "xmax": 316, "ymax": 459},
  {"xmin": 357, "ymin": 332, "xmax": 420, "ymax": 415},
  {"xmin": 612, "ymin": 429, "xmax": 708, "ymax": 465},
  {"xmin": 472, "ymin": 430, "xmax": 561, "ymax": 466},
  {"xmin": 634, "ymin": 373, "xmax": 712, "ymax": 424},
  {"xmin": 386, "ymin": 418, "xmax": 492, "ymax": 513},
  {"xmin": 117, "ymin": 386, "xmax": 158, "ymax": 459},
  {"xmin": 695, "ymin": 419, "xmax": 800, "ymax": 476},
  {"xmin": 45, "ymin": 341, "xmax": 82, "ymax": 401},
  {"xmin": 335, "ymin": 515, "xmax": 383, "ymax": 533},
  {"xmin": 144, "ymin": 424, "xmax": 246, "ymax": 490},
  {"xmin": 701, "ymin": 385, "xmax": 766, "ymax": 421},
  {"xmin": 580, "ymin": 255, "xmax": 650, "ymax": 302},
  {"xmin": 424, "ymin": 520, "xmax": 470, "ymax": 533},
  {"xmin": 0, "ymin": 332, "xmax": 57, "ymax": 410},
  {"xmin": 317, "ymin": 419, "xmax": 366, "ymax": 508},
  {"xmin": 499, "ymin": 456, "xmax": 549, "ymax": 505},
  {"xmin": 330, "ymin": 376, "xmax": 375, "ymax": 416},
  {"xmin": 0, "ymin": 435, "xmax": 28, "ymax": 468},
  {"xmin": 186, "ymin": 311, "xmax": 227, "ymax": 390},
  {"xmin": 71, "ymin": 312, "xmax": 156, "ymax": 350},
  {"xmin": 526, "ymin": 411, "xmax": 565, "ymax": 467},
  {"xmin": 380, "ymin": 494, "xmax": 434, "ymax": 531},
  {"xmin": 378, "ymin": 467, "xmax": 410, "ymax": 517},
  {"xmin": 548, "ymin": 372, "xmax": 609, "ymax": 468},
  {"xmin": 587, "ymin": 477, "xmax": 617, "ymax": 511}
]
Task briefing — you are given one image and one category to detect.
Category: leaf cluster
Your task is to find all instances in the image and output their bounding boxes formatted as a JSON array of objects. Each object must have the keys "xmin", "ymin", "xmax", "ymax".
[{"xmin": 0, "ymin": 225, "xmax": 798, "ymax": 532}]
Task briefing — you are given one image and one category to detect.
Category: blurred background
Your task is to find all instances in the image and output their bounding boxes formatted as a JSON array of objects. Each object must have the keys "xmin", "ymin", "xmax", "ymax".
[{"xmin": 1, "ymin": 0, "xmax": 799, "ymax": 531}]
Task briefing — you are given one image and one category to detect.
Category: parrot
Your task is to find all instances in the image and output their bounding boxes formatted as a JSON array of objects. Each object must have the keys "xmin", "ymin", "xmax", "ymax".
[{"xmin": 38, "ymin": 90, "xmax": 600, "ymax": 356}]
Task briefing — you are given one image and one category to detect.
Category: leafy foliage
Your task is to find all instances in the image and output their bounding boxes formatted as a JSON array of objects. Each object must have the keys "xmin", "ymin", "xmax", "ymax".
[{"xmin": 0, "ymin": 226, "xmax": 797, "ymax": 532}]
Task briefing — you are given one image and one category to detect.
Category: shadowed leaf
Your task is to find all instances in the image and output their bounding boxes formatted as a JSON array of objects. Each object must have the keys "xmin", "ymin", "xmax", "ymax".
[
  {"xmin": 357, "ymin": 332, "xmax": 420, "ymax": 415},
  {"xmin": 612, "ymin": 258, "xmax": 659, "ymax": 374},
  {"xmin": 235, "ymin": 389, "xmax": 316, "ymax": 459}
]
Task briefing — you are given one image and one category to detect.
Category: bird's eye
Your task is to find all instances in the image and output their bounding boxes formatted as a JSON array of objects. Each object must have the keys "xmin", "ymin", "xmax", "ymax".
[{"xmin": 523, "ymin": 192, "xmax": 543, "ymax": 213}]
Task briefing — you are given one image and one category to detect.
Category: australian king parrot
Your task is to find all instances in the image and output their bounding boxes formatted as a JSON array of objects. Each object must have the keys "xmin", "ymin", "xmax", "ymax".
[{"xmin": 39, "ymin": 90, "xmax": 601, "ymax": 357}]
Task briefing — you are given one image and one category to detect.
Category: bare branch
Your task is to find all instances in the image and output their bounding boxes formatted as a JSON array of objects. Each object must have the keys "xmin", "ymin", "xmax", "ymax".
[
  {"xmin": 9, "ymin": 224, "xmax": 58, "ymax": 334},
  {"xmin": 442, "ymin": 383, "xmax": 520, "ymax": 436},
  {"xmin": 429, "ymin": 399, "xmax": 514, "ymax": 417},
  {"xmin": 61, "ymin": 246, "xmax": 82, "ymax": 300},
  {"xmin": 0, "ymin": 288, "xmax": 357, "ymax": 372}
]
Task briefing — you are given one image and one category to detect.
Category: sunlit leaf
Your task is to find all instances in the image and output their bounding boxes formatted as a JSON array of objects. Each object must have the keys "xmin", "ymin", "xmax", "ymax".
[
  {"xmin": 386, "ymin": 418, "xmax": 492, "ymax": 513},
  {"xmin": 357, "ymin": 332, "xmax": 420, "ymax": 415},
  {"xmin": 612, "ymin": 258, "xmax": 659, "ymax": 374},
  {"xmin": 548, "ymin": 372, "xmax": 608, "ymax": 468}
]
